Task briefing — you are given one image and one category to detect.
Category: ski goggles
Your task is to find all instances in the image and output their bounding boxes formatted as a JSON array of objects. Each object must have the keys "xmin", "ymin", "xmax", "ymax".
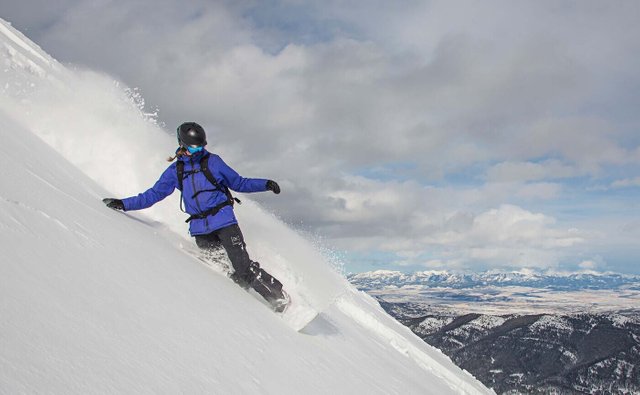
[{"xmin": 186, "ymin": 145, "xmax": 204, "ymax": 154}]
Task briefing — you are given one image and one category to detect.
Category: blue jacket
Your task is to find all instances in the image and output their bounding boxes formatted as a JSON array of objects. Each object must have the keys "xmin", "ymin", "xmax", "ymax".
[{"xmin": 122, "ymin": 150, "xmax": 269, "ymax": 235}]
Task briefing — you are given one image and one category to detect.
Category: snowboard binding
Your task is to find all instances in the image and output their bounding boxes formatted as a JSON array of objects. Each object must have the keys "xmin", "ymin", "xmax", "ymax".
[{"xmin": 232, "ymin": 261, "xmax": 290, "ymax": 313}]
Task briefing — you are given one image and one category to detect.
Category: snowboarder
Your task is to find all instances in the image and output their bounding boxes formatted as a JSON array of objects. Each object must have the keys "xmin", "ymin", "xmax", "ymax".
[{"xmin": 102, "ymin": 122, "xmax": 289, "ymax": 312}]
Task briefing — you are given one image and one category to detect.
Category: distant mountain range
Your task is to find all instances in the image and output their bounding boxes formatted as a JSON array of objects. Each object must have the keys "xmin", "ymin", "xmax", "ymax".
[{"xmin": 348, "ymin": 269, "xmax": 640, "ymax": 292}]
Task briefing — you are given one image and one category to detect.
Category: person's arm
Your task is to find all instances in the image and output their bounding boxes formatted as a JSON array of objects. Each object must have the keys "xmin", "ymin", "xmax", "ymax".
[
  {"xmin": 105, "ymin": 163, "xmax": 178, "ymax": 211},
  {"xmin": 213, "ymin": 155, "xmax": 279, "ymax": 194}
]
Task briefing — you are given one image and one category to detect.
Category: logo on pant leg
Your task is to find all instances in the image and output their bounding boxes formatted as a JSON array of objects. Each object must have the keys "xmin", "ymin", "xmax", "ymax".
[{"xmin": 230, "ymin": 235, "xmax": 244, "ymax": 248}]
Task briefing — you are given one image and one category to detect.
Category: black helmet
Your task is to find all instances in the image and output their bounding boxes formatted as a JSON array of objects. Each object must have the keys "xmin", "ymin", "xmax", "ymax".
[{"xmin": 177, "ymin": 122, "xmax": 207, "ymax": 147}]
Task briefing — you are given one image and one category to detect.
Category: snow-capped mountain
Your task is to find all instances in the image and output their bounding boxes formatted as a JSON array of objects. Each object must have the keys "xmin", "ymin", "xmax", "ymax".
[
  {"xmin": 0, "ymin": 19, "xmax": 491, "ymax": 394},
  {"xmin": 349, "ymin": 269, "xmax": 640, "ymax": 291},
  {"xmin": 349, "ymin": 269, "xmax": 640, "ymax": 316}
]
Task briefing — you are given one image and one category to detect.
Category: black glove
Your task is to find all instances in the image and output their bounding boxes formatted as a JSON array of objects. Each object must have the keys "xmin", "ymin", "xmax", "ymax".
[
  {"xmin": 102, "ymin": 198, "xmax": 125, "ymax": 211},
  {"xmin": 266, "ymin": 180, "xmax": 280, "ymax": 194}
]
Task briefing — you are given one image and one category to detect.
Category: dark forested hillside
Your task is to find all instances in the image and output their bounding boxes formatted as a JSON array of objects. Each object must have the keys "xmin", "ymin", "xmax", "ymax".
[{"xmin": 379, "ymin": 300, "xmax": 640, "ymax": 394}]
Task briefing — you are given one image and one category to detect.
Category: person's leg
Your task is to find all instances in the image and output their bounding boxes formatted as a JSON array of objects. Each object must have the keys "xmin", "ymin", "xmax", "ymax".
[
  {"xmin": 195, "ymin": 227, "xmax": 254, "ymax": 286},
  {"xmin": 216, "ymin": 224, "xmax": 288, "ymax": 310},
  {"xmin": 214, "ymin": 224, "xmax": 253, "ymax": 286},
  {"xmin": 194, "ymin": 231, "xmax": 226, "ymax": 262},
  {"xmin": 195, "ymin": 231, "xmax": 222, "ymax": 250}
]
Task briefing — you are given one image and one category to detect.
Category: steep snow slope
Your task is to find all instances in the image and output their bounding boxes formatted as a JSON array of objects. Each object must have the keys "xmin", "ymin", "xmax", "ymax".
[{"xmin": 0, "ymin": 18, "xmax": 491, "ymax": 394}]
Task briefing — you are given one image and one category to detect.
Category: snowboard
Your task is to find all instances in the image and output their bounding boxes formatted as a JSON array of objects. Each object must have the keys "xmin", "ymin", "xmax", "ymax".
[
  {"xmin": 244, "ymin": 273, "xmax": 319, "ymax": 331},
  {"xmin": 280, "ymin": 301, "xmax": 319, "ymax": 331}
]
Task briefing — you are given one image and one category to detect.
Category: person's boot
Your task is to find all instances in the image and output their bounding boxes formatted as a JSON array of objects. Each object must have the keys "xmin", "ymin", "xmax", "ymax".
[
  {"xmin": 269, "ymin": 289, "xmax": 290, "ymax": 313},
  {"xmin": 230, "ymin": 267, "xmax": 252, "ymax": 289},
  {"xmin": 243, "ymin": 262, "xmax": 290, "ymax": 312}
]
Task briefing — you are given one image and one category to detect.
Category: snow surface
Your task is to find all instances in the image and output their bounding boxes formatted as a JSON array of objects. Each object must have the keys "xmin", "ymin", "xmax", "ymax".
[
  {"xmin": 419, "ymin": 316, "xmax": 454, "ymax": 334},
  {"xmin": 0, "ymin": 18, "xmax": 491, "ymax": 394},
  {"xmin": 530, "ymin": 315, "xmax": 574, "ymax": 334}
]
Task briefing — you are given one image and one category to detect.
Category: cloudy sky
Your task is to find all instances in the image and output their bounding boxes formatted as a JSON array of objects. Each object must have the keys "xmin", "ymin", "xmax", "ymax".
[{"xmin": 3, "ymin": 0, "xmax": 639, "ymax": 274}]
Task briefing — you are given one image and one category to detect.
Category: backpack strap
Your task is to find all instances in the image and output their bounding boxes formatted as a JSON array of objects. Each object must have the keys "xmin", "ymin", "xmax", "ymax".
[
  {"xmin": 176, "ymin": 161, "xmax": 185, "ymax": 190},
  {"xmin": 197, "ymin": 154, "xmax": 241, "ymax": 205},
  {"xmin": 176, "ymin": 161, "xmax": 186, "ymax": 213},
  {"xmin": 184, "ymin": 201, "xmax": 232, "ymax": 223}
]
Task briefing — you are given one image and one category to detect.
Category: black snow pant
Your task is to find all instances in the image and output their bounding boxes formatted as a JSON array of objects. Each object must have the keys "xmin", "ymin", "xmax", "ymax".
[{"xmin": 194, "ymin": 224, "xmax": 286, "ymax": 308}]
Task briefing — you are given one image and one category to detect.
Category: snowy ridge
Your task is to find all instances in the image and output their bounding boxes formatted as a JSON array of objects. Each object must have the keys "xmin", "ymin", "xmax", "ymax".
[
  {"xmin": 351, "ymin": 268, "xmax": 640, "ymax": 315},
  {"xmin": 530, "ymin": 315, "xmax": 574, "ymax": 334},
  {"xmin": 350, "ymin": 269, "xmax": 640, "ymax": 291},
  {"xmin": 0, "ymin": 20, "xmax": 52, "ymax": 68},
  {"xmin": 0, "ymin": 18, "xmax": 491, "ymax": 394}
]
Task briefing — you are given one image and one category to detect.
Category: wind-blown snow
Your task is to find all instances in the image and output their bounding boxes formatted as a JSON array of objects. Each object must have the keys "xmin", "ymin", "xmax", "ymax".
[{"xmin": 0, "ymin": 18, "xmax": 491, "ymax": 394}]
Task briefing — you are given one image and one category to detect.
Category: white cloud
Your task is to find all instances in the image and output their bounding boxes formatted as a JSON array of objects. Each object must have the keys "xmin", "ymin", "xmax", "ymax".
[
  {"xmin": 520, "ymin": 117, "xmax": 635, "ymax": 173},
  {"xmin": 578, "ymin": 260, "xmax": 599, "ymax": 270},
  {"xmin": 333, "ymin": 203, "xmax": 588, "ymax": 270},
  {"xmin": 464, "ymin": 205, "xmax": 583, "ymax": 248},
  {"xmin": 425, "ymin": 205, "xmax": 587, "ymax": 269}
]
